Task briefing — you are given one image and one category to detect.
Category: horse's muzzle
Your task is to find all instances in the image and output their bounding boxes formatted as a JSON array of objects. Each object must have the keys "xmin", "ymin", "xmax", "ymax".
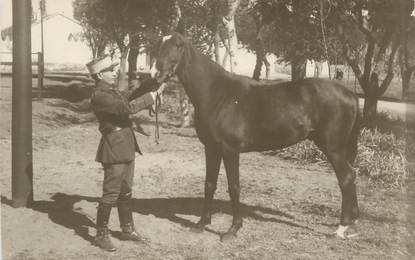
[{"xmin": 155, "ymin": 72, "xmax": 173, "ymax": 84}]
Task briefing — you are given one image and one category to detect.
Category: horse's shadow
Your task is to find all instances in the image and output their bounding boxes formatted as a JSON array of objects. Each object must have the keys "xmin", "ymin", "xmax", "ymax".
[
  {"xmin": 1, "ymin": 193, "xmax": 309, "ymax": 241},
  {"xmin": 129, "ymin": 197, "xmax": 307, "ymax": 235}
]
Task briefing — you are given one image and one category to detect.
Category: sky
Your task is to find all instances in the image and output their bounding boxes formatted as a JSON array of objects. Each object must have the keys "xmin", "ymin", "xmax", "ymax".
[
  {"xmin": 0, "ymin": 0, "xmax": 414, "ymax": 31},
  {"xmin": 0, "ymin": 0, "xmax": 74, "ymax": 30}
]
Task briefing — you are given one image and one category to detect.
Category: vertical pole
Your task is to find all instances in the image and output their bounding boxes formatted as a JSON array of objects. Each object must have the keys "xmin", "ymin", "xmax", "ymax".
[
  {"xmin": 12, "ymin": 0, "xmax": 34, "ymax": 207},
  {"xmin": 39, "ymin": 0, "xmax": 44, "ymax": 99},
  {"xmin": 37, "ymin": 52, "xmax": 44, "ymax": 99},
  {"xmin": 37, "ymin": 52, "xmax": 41, "ymax": 98}
]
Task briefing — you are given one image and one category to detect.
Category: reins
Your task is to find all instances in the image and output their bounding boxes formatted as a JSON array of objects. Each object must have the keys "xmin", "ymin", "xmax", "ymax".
[{"xmin": 154, "ymin": 92, "xmax": 162, "ymax": 144}]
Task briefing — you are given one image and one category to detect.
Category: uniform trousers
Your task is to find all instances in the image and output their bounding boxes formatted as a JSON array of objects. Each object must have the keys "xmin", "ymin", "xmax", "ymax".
[{"xmin": 100, "ymin": 160, "xmax": 135, "ymax": 205}]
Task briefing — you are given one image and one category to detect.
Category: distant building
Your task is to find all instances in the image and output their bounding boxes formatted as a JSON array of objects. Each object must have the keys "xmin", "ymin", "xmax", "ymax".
[{"xmin": 1, "ymin": 13, "xmax": 91, "ymax": 70}]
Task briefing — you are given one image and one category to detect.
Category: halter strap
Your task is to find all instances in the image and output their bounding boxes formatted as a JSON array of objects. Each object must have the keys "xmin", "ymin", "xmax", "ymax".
[{"xmin": 154, "ymin": 92, "xmax": 162, "ymax": 144}]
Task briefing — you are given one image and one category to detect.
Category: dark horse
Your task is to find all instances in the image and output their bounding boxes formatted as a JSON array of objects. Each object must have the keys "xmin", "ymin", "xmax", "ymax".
[{"xmin": 151, "ymin": 33, "xmax": 360, "ymax": 241}]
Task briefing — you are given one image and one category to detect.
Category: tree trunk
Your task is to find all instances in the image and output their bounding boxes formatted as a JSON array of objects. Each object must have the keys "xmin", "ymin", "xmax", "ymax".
[
  {"xmin": 128, "ymin": 47, "xmax": 139, "ymax": 79},
  {"xmin": 222, "ymin": 0, "xmax": 241, "ymax": 72},
  {"xmin": 402, "ymin": 69, "xmax": 414, "ymax": 100},
  {"xmin": 253, "ymin": 59, "xmax": 262, "ymax": 80},
  {"xmin": 117, "ymin": 48, "xmax": 129, "ymax": 91},
  {"xmin": 253, "ymin": 37, "xmax": 265, "ymax": 80},
  {"xmin": 222, "ymin": 50, "xmax": 229, "ymax": 68},
  {"xmin": 214, "ymin": 30, "xmax": 221, "ymax": 63},
  {"xmin": 97, "ymin": 44, "xmax": 106, "ymax": 58},
  {"xmin": 363, "ymin": 91, "xmax": 378, "ymax": 125},
  {"xmin": 291, "ymin": 58, "xmax": 307, "ymax": 81},
  {"xmin": 179, "ymin": 87, "xmax": 192, "ymax": 127},
  {"xmin": 362, "ymin": 73, "xmax": 381, "ymax": 124},
  {"xmin": 263, "ymin": 57, "xmax": 270, "ymax": 79},
  {"xmin": 127, "ymin": 33, "xmax": 140, "ymax": 82}
]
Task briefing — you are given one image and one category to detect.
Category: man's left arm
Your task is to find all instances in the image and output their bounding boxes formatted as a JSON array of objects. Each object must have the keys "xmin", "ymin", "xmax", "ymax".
[
  {"xmin": 122, "ymin": 78, "xmax": 160, "ymax": 101},
  {"xmin": 128, "ymin": 93, "xmax": 155, "ymax": 113}
]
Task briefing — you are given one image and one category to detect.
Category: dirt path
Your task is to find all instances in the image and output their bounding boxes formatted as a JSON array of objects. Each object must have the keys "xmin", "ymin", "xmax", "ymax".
[{"xmin": 0, "ymin": 93, "xmax": 413, "ymax": 259}]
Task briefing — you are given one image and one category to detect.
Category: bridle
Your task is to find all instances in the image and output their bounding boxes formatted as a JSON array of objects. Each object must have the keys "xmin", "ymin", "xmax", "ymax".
[{"xmin": 150, "ymin": 38, "xmax": 184, "ymax": 144}]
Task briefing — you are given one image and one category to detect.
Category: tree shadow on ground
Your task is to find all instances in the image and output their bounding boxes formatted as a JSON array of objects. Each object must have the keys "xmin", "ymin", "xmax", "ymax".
[{"xmin": 1, "ymin": 194, "xmax": 98, "ymax": 243}]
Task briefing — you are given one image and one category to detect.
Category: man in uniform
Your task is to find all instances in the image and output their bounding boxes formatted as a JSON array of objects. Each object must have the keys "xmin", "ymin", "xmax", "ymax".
[{"xmin": 86, "ymin": 55, "xmax": 164, "ymax": 251}]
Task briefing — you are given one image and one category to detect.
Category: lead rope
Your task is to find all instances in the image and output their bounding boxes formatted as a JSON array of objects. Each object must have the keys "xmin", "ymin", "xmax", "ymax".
[{"xmin": 154, "ymin": 92, "xmax": 161, "ymax": 144}]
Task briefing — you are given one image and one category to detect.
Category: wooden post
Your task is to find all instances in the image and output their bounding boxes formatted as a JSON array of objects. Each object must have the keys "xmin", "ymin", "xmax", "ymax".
[
  {"xmin": 37, "ymin": 52, "xmax": 44, "ymax": 99},
  {"xmin": 12, "ymin": 0, "xmax": 34, "ymax": 207}
]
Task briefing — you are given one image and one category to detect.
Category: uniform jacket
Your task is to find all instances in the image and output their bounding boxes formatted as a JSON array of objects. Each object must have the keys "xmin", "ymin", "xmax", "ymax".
[{"xmin": 91, "ymin": 80, "xmax": 154, "ymax": 164}]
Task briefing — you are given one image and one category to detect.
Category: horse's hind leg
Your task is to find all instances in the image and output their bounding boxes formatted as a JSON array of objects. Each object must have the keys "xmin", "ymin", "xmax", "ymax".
[
  {"xmin": 221, "ymin": 149, "xmax": 242, "ymax": 242},
  {"xmin": 326, "ymin": 150, "xmax": 359, "ymax": 238},
  {"xmin": 313, "ymin": 132, "xmax": 358, "ymax": 238},
  {"xmin": 193, "ymin": 143, "xmax": 222, "ymax": 232}
]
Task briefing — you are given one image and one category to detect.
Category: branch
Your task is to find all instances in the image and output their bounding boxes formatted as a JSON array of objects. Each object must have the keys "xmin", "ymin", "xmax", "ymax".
[
  {"xmin": 224, "ymin": 0, "xmax": 241, "ymax": 20},
  {"xmin": 362, "ymin": 38, "xmax": 375, "ymax": 84},
  {"xmin": 377, "ymin": 35, "xmax": 400, "ymax": 96},
  {"xmin": 351, "ymin": 3, "xmax": 375, "ymax": 40},
  {"xmin": 342, "ymin": 43, "xmax": 364, "ymax": 87},
  {"xmin": 373, "ymin": 29, "xmax": 394, "ymax": 68}
]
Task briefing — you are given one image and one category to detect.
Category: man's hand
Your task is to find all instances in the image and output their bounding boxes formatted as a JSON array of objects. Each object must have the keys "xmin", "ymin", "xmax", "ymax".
[
  {"xmin": 149, "ymin": 82, "xmax": 167, "ymax": 114},
  {"xmin": 128, "ymin": 78, "xmax": 160, "ymax": 101},
  {"xmin": 150, "ymin": 83, "xmax": 166, "ymax": 101},
  {"xmin": 156, "ymin": 83, "xmax": 166, "ymax": 95}
]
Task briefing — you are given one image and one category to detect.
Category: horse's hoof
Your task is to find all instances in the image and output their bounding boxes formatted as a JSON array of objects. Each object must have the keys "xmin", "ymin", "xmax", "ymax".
[
  {"xmin": 334, "ymin": 225, "xmax": 359, "ymax": 239},
  {"xmin": 220, "ymin": 232, "xmax": 237, "ymax": 242}
]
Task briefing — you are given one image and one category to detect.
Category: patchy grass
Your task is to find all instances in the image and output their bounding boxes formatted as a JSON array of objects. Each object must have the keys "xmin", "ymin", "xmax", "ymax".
[
  {"xmin": 355, "ymin": 127, "xmax": 406, "ymax": 188},
  {"xmin": 264, "ymin": 112, "xmax": 408, "ymax": 189}
]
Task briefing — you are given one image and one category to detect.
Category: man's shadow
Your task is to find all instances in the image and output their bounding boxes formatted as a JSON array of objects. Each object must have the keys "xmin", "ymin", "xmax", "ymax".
[
  {"xmin": 1, "ymin": 193, "xmax": 312, "ymax": 242},
  {"xmin": 1, "ymin": 194, "xmax": 98, "ymax": 243}
]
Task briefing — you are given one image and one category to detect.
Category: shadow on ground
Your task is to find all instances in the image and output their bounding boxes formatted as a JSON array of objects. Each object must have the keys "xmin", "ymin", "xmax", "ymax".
[
  {"xmin": 1, "ymin": 194, "xmax": 97, "ymax": 243},
  {"xmin": 2, "ymin": 193, "xmax": 313, "ymax": 240}
]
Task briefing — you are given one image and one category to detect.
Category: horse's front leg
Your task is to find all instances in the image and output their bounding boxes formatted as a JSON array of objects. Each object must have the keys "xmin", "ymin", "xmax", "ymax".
[
  {"xmin": 193, "ymin": 143, "xmax": 222, "ymax": 232},
  {"xmin": 221, "ymin": 150, "xmax": 242, "ymax": 242}
]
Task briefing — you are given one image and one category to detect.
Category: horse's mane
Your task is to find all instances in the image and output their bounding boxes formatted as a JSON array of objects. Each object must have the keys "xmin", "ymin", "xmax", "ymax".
[{"xmin": 178, "ymin": 33, "xmax": 287, "ymax": 88}]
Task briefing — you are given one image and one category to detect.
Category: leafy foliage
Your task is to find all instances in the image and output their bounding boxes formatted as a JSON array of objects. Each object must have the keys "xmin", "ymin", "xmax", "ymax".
[
  {"xmin": 329, "ymin": 0, "xmax": 414, "ymax": 121},
  {"xmin": 242, "ymin": 0, "xmax": 344, "ymax": 64},
  {"xmin": 73, "ymin": 0, "xmax": 113, "ymax": 58},
  {"xmin": 73, "ymin": 0, "xmax": 219, "ymax": 58}
]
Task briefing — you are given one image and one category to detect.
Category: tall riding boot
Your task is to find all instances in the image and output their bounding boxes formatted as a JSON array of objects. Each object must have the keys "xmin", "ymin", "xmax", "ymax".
[
  {"xmin": 94, "ymin": 203, "xmax": 116, "ymax": 251},
  {"xmin": 117, "ymin": 199, "xmax": 143, "ymax": 242}
]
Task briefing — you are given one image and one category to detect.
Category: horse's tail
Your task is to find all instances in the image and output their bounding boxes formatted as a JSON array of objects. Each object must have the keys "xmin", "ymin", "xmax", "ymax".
[{"xmin": 347, "ymin": 99, "xmax": 361, "ymax": 165}]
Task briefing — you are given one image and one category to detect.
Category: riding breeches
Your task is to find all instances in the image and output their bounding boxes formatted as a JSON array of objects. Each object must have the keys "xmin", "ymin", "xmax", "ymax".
[{"xmin": 100, "ymin": 160, "xmax": 135, "ymax": 205}]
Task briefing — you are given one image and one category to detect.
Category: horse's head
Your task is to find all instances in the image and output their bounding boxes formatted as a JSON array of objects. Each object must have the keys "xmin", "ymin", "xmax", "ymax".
[{"xmin": 150, "ymin": 33, "xmax": 186, "ymax": 83}]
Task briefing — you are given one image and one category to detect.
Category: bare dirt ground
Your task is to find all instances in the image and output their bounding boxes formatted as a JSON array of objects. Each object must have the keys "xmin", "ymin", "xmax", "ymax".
[{"xmin": 1, "ymin": 77, "xmax": 414, "ymax": 259}]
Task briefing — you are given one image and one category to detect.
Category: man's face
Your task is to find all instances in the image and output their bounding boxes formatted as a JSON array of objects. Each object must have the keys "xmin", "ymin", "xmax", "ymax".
[{"xmin": 99, "ymin": 66, "xmax": 118, "ymax": 85}]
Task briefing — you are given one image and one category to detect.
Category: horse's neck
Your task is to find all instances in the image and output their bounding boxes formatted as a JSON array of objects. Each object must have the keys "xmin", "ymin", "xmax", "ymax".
[{"xmin": 177, "ymin": 45, "xmax": 224, "ymax": 110}]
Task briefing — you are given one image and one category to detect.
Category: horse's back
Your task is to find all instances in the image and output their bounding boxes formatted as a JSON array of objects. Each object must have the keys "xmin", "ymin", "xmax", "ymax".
[
  {"xmin": 215, "ymin": 77, "xmax": 358, "ymax": 151},
  {"xmin": 255, "ymin": 78, "xmax": 358, "ymax": 114}
]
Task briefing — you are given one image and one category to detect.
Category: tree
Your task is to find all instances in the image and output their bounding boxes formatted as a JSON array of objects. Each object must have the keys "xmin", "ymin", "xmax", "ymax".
[
  {"xmin": 248, "ymin": 0, "xmax": 340, "ymax": 81},
  {"xmin": 237, "ymin": 0, "xmax": 271, "ymax": 80},
  {"xmin": 331, "ymin": 0, "xmax": 414, "ymax": 122},
  {"xmin": 222, "ymin": 0, "xmax": 242, "ymax": 72},
  {"xmin": 399, "ymin": 16, "xmax": 415, "ymax": 100},
  {"xmin": 73, "ymin": 0, "xmax": 111, "ymax": 58}
]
